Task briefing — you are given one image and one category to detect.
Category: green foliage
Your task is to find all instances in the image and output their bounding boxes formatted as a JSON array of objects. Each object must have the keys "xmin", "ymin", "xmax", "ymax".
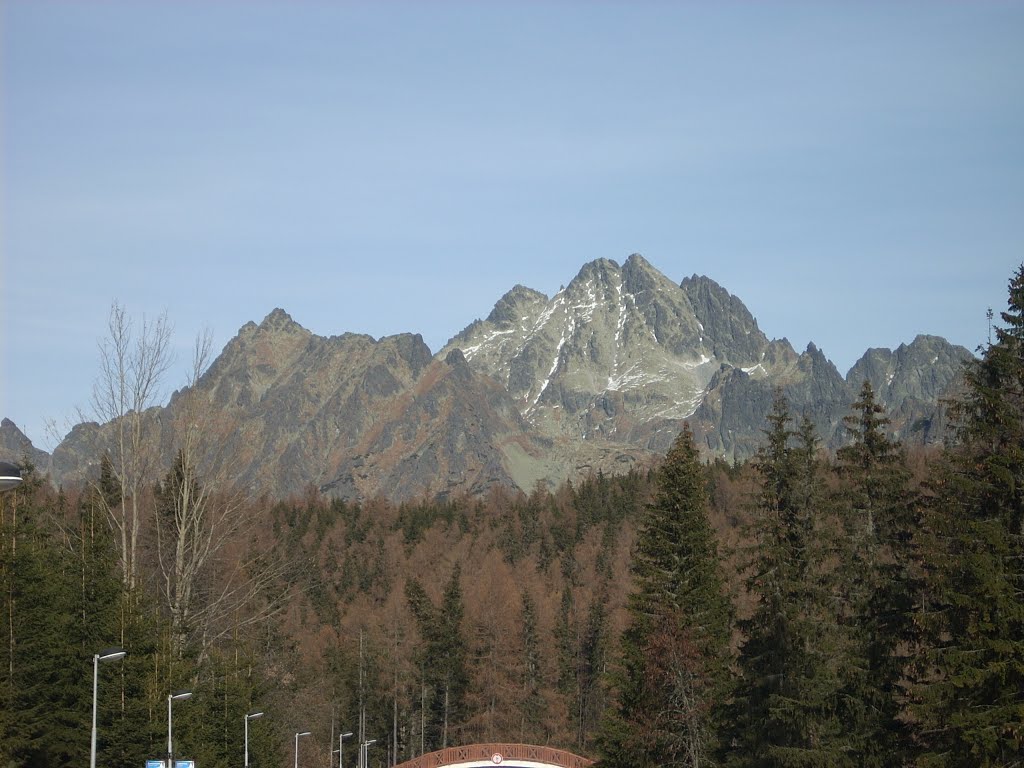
[
  {"xmin": 727, "ymin": 394, "xmax": 850, "ymax": 767},
  {"xmin": 599, "ymin": 424, "xmax": 732, "ymax": 768},
  {"xmin": 833, "ymin": 380, "xmax": 920, "ymax": 766},
  {"xmin": 397, "ymin": 498, "xmax": 459, "ymax": 547},
  {"xmin": 518, "ymin": 588, "xmax": 547, "ymax": 740},
  {"xmin": 914, "ymin": 265, "xmax": 1024, "ymax": 766},
  {"xmin": 325, "ymin": 634, "xmax": 392, "ymax": 764},
  {"xmin": 405, "ymin": 565, "xmax": 470, "ymax": 750},
  {"xmin": 0, "ymin": 455, "xmax": 276, "ymax": 768}
]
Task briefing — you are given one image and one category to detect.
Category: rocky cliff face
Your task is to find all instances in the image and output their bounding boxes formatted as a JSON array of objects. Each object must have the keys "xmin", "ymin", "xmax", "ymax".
[
  {"xmin": 442, "ymin": 255, "xmax": 777, "ymax": 449},
  {"xmin": 444, "ymin": 256, "xmax": 971, "ymax": 461},
  {"xmin": 12, "ymin": 257, "xmax": 973, "ymax": 502},
  {"xmin": 0, "ymin": 418, "xmax": 50, "ymax": 469},
  {"xmin": 40, "ymin": 309, "xmax": 653, "ymax": 502}
]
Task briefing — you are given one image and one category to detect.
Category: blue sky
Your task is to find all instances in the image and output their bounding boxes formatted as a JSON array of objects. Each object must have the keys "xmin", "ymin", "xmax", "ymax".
[{"xmin": 2, "ymin": 1, "xmax": 1022, "ymax": 450}]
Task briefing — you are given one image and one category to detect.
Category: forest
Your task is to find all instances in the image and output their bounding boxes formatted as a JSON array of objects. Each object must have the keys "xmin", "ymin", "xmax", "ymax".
[{"xmin": 1, "ymin": 266, "xmax": 1022, "ymax": 768}]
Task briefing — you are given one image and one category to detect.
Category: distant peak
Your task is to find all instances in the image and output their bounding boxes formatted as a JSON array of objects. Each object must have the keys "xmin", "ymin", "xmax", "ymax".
[
  {"xmin": 681, "ymin": 273, "xmax": 724, "ymax": 292},
  {"xmin": 256, "ymin": 308, "xmax": 307, "ymax": 335},
  {"xmin": 505, "ymin": 284, "xmax": 547, "ymax": 302},
  {"xmin": 486, "ymin": 284, "xmax": 548, "ymax": 326},
  {"xmin": 261, "ymin": 307, "xmax": 293, "ymax": 325},
  {"xmin": 621, "ymin": 252, "xmax": 672, "ymax": 294},
  {"xmin": 570, "ymin": 257, "xmax": 622, "ymax": 288},
  {"xmin": 623, "ymin": 253, "xmax": 654, "ymax": 270}
]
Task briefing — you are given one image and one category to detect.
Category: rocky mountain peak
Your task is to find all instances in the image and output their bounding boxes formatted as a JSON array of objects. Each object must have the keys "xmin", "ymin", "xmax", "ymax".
[
  {"xmin": 845, "ymin": 334, "xmax": 971, "ymax": 443},
  {"xmin": 621, "ymin": 252, "xmax": 673, "ymax": 296},
  {"xmin": 485, "ymin": 284, "xmax": 549, "ymax": 327},
  {"xmin": 441, "ymin": 254, "xmax": 788, "ymax": 446},
  {"xmin": 680, "ymin": 275, "xmax": 769, "ymax": 366},
  {"xmin": 0, "ymin": 418, "xmax": 49, "ymax": 467},
  {"xmin": 569, "ymin": 257, "xmax": 621, "ymax": 288},
  {"xmin": 259, "ymin": 307, "xmax": 300, "ymax": 332},
  {"xmin": 16, "ymin": 258, "xmax": 971, "ymax": 503}
]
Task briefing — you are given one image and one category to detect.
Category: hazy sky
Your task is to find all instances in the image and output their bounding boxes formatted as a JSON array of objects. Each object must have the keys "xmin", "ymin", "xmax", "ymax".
[{"xmin": 3, "ymin": 1, "xmax": 1022, "ymax": 450}]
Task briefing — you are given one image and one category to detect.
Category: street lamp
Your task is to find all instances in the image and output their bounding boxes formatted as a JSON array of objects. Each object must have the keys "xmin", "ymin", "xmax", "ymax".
[
  {"xmin": 332, "ymin": 731, "xmax": 354, "ymax": 768},
  {"xmin": 0, "ymin": 461, "xmax": 21, "ymax": 493},
  {"xmin": 294, "ymin": 730, "xmax": 312, "ymax": 768},
  {"xmin": 89, "ymin": 647, "xmax": 126, "ymax": 768},
  {"xmin": 360, "ymin": 738, "xmax": 377, "ymax": 768},
  {"xmin": 244, "ymin": 710, "xmax": 265, "ymax": 768},
  {"xmin": 167, "ymin": 689, "xmax": 193, "ymax": 768}
]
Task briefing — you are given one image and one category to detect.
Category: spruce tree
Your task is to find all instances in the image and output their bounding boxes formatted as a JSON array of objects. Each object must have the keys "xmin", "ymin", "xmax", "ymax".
[
  {"xmin": 834, "ymin": 380, "xmax": 919, "ymax": 766},
  {"xmin": 438, "ymin": 564, "xmax": 469, "ymax": 747},
  {"xmin": 915, "ymin": 265, "xmax": 1024, "ymax": 765},
  {"xmin": 728, "ymin": 395, "xmax": 849, "ymax": 767},
  {"xmin": 599, "ymin": 424, "xmax": 731, "ymax": 768},
  {"xmin": 519, "ymin": 588, "xmax": 547, "ymax": 741},
  {"xmin": 405, "ymin": 566, "xmax": 470, "ymax": 751},
  {"xmin": 0, "ymin": 462, "xmax": 95, "ymax": 767}
]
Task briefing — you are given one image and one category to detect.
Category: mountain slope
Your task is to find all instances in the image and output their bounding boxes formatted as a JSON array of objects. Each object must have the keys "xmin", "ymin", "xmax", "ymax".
[{"xmin": 13, "ymin": 257, "xmax": 974, "ymax": 502}]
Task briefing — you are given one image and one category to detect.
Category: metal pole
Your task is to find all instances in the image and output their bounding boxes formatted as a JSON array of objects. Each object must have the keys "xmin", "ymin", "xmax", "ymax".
[
  {"xmin": 89, "ymin": 654, "xmax": 99, "ymax": 768},
  {"xmin": 245, "ymin": 711, "xmax": 264, "ymax": 768},
  {"xmin": 167, "ymin": 694, "xmax": 173, "ymax": 768},
  {"xmin": 294, "ymin": 731, "xmax": 311, "ymax": 768},
  {"xmin": 90, "ymin": 648, "xmax": 125, "ymax": 768},
  {"xmin": 336, "ymin": 730, "xmax": 353, "ymax": 768}
]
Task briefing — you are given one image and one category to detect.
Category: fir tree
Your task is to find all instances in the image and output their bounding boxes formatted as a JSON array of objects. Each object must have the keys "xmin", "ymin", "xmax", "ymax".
[
  {"xmin": 405, "ymin": 566, "xmax": 470, "ymax": 751},
  {"xmin": 0, "ymin": 462, "xmax": 92, "ymax": 767},
  {"xmin": 599, "ymin": 424, "xmax": 731, "ymax": 768},
  {"xmin": 519, "ymin": 588, "xmax": 547, "ymax": 741},
  {"xmin": 438, "ymin": 564, "xmax": 469, "ymax": 747},
  {"xmin": 915, "ymin": 265, "xmax": 1024, "ymax": 765},
  {"xmin": 728, "ymin": 395, "xmax": 849, "ymax": 767},
  {"xmin": 835, "ymin": 380, "xmax": 919, "ymax": 766}
]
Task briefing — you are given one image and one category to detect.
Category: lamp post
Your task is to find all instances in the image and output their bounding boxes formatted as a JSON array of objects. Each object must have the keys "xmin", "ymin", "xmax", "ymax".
[
  {"xmin": 244, "ymin": 710, "xmax": 264, "ymax": 768},
  {"xmin": 89, "ymin": 647, "xmax": 126, "ymax": 768},
  {"xmin": 294, "ymin": 730, "xmax": 311, "ymax": 768},
  {"xmin": 332, "ymin": 731, "xmax": 354, "ymax": 768},
  {"xmin": 167, "ymin": 689, "xmax": 193, "ymax": 768},
  {"xmin": 361, "ymin": 738, "xmax": 377, "ymax": 768},
  {"xmin": 0, "ymin": 461, "xmax": 21, "ymax": 493}
]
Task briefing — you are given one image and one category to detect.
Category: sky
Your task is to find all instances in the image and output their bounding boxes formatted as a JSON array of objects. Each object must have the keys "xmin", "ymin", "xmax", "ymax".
[{"xmin": 2, "ymin": 1, "xmax": 1022, "ymax": 451}]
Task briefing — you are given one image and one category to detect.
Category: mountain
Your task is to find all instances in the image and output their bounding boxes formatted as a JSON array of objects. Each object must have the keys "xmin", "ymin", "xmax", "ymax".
[
  {"xmin": 0, "ymin": 418, "xmax": 50, "ymax": 469},
  {"xmin": 442, "ymin": 255, "xmax": 772, "ymax": 451},
  {"xmin": 10, "ymin": 257, "xmax": 973, "ymax": 502},
  {"xmin": 441, "ymin": 255, "xmax": 970, "ymax": 461},
  {"xmin": 44, "ymin": 309, "xmax": 651, "ymax": 502}
]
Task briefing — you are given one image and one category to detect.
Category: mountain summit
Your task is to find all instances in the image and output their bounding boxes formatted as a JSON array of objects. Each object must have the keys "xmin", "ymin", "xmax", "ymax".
[
  {"xmin": 12, "ymin": 256, "xmax": 971, "ymax": 501},
  {"xmin": 445, "ymin": 255, "xmax": 810, "ymax": 453}
]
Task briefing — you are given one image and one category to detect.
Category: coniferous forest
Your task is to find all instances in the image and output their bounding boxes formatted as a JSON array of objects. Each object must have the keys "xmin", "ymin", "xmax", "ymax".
[{"xmin": 2, "ymin": 265, "xmax": 1023, "ymax": 768}]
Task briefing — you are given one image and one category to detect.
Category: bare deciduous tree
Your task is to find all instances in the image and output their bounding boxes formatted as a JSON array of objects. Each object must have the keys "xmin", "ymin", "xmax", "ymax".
[
  {"xmin": 90, "ymin": 301, "xmax": 173, "ymax": 591},
  {"xmin": 156, "ymin": 330, "xmax": 290, "ymax": 658}
]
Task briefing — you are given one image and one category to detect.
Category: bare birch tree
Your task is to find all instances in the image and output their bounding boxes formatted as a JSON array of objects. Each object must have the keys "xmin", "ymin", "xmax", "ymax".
[
  {"xmin": 155, "ymin": 330, "xmax": 290, "ymax": 658},
  {"xmin": 90, "ymin": 301, "xmax": 173, "ymax": 591}
]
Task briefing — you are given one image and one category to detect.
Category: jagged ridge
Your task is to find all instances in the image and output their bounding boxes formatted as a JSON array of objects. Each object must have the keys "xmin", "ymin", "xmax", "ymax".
[{"xmin": 6, "ymin": 258, "xmax": 973, "ymax": 501}]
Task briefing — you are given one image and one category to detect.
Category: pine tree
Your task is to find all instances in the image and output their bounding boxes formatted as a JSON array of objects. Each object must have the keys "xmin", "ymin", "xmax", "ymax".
[
  {"xmin": 915, "ymin": 265, "xmax": 1024, "ymax": 765},
  {"xmin": 438, "ymin": 564, "xmax": 469, "ymax": 747},
  {"xmin": 518, "ymin": 588, "xmax": 547, "ymax": 742},
  {"xmin": 405, "ymin": 566, "xmax": 470, "ymax": 751},
  {"xmin": 728, "ymin": 394, "xmax": 849, "ymax": 767},
  {"xmin": 598, "ymin": 424, "xmax": 731, "ymax": 768},
  {"xmin": 834, "ymin": 380, "xmax": 919, "ymax": 766},
  {"xmin": 0, "ymin": 462, "xmax": 93, "ymax": 767}
]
